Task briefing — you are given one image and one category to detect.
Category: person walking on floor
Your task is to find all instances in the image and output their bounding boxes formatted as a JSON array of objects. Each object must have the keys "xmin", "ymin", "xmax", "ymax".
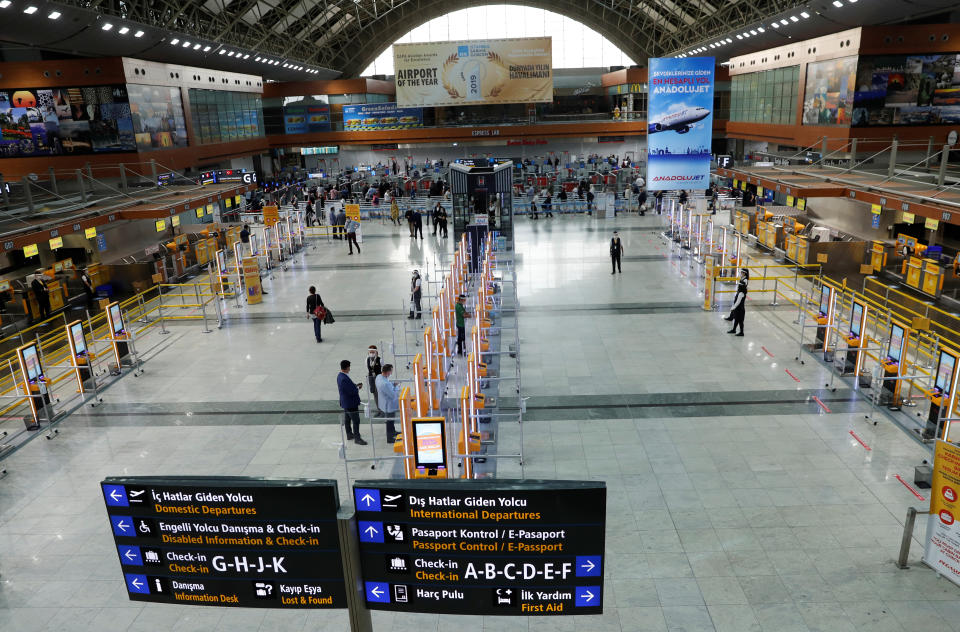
[
  {"xmin": 390, "ymin": 198, "xmax": 400, "ymax": 226},
  {"xmin": 437, "ymin": 206, "xmax": 448, "ymax": 237},
  {"xmin": 724, "ymin": 268, "xmax": 749, "ymax": 336},
  {"xmin": 432, "ymin": 202, "xmax": 443, "ymax": 236},
  {"xmin": 306, "ymin": 286, "xmax": 325, "ymax": 343},
  {"xmin": 366, "ymin": 345, "xmax": 382, "ymax": 409},
  {"xmin": 335, "ymin": 207, "xmax": 346, "ymax": 240},
  {"xmin": 544, "ymin": 193, "xmax": 554, "ymax": 218},
  {"xmin": 408, "ymin": 270, "xmax": 423, "ymax": 319},
  {"xmin": 455, "ymin": 294, "xmax": 467, "ymax": 356},
  {"xmin": 412, "ymin": 209, "xmax": 424, "ymax": 239},
  {"xmin": 337, "ymin": 360, "xmax": 367, "ymax": 445},
  {"xmin": 610, "ymin": 231, "xmax": 624, "ymax": 274},
  {"xmin": 530, "ymin": 199, "xmax": 538, "ymax": 220},
  {"xmin": 345, "ymin": 217, "xmax": 361, "ymax": 255},
  {"xmin": 376, "ymin": 364, "xmax": 400, "ymax": 444}
]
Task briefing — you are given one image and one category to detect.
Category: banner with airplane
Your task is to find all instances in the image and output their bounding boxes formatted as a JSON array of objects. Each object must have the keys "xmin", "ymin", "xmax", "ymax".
[{"xmin": 647, "ymin": 57, "xmax": 715, "ymax": 191}]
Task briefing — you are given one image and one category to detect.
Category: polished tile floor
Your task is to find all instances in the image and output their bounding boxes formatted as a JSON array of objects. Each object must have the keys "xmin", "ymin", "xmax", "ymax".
[{"xmin": 0, "ymin": 213, "xmax": 954, "ymax": 631}]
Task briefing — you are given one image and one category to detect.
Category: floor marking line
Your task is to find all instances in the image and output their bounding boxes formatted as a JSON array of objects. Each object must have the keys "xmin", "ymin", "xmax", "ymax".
[
  {"xmin": 812, "ymin": 395, "xmax": 831, "ymax": 413},
  {"xmin": 785, "ymin": 369, "xmax": 801, "ymax": 382},
  {"xmin": 762, "ymin": 346, "xmax": 774, "ymax": 357},
  {"xmin": 895, "ymin": 474, "xmax": 926, "ymax": 501},
  {"xmin": 849, "ymin": 430, "xmax": 871, "ymax": 451}
]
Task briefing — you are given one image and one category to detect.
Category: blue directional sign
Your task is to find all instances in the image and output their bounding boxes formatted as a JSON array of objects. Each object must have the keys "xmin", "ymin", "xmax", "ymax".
[
  {"xmin": 365, "ymin": 581, "xmax": 390, "ymax": 603},
  {"xmin": 575, "ymin": 556, "xmax": 602, "ymax": 577},
  {"xmin": 103, "ymin": 484, "xmax": 129, "ymax": 507},
  {"xmin": 118, "ymin": 545, "xmax": 143, "ymax": 566},
  {"xmin": 358, "ymin": 521, "xmax": 384, "ymax": 543},
  {"xmin": 354, "ymin": 488, "xmax": 381, "ymax": 512},
  {"xmin": 575, "ymin": 586, "xmax": 600, "ymax": 607},
  {"xmin": 125, "ymin": 573, "xmax": 150, "ymax": 594},
  {"xmin": 111, "ymin": 515, "xmax": 134, "ymax": 537}
]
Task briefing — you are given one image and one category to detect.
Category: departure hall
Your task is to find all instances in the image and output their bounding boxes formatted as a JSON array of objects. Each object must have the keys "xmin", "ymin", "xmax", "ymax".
[{"xmin": 5, "ymin": 0, "xmax": 960, "ymax": 630}]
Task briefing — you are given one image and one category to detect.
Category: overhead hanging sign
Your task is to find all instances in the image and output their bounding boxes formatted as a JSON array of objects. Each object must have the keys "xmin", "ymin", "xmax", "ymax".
[
  {"xmin": 353, "ymin": 479, "xmax": 606, "ymax": 616},
  {"xmin": 100, "ymin": 477, "xmax": 347, "ymax": 608},
  {"xmin": 925, "ymin": 441, "xmax": 960, "ymax": 587},
  {"xmin": 393, "ymin": 37, "xmax": 553, "ymax": 107},
  {"xmin": 646, "ymin": 56, "xmax": 715, "ymax": 191}
]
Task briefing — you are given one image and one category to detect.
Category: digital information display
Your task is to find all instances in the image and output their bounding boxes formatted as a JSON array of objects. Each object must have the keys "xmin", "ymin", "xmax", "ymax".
[
  {"xmin": 109, "ymin": 303, "xmax": 125, "ymax": 336},
  {"xmin": 889, "ymin": 324, "xmax": 905, "ymax": 363},
  {"xmin": 850, "ymin": 303, "xmax": 864, "ymax": 338},
  {"xmin": 937, "ymin": 351, "xmax": 956, "ymax": 394},
  {"xmin": 101, "ymin": 477, "xmax": 346, "ymax": 609},
  {"xmin": 818, "ymin": 286, "xmax": 831, "ymax": 317},
  {"xmin": 69, "ymin": 321, "xmax": 87, "ymax": 356},
  {"xmin": 353, "ymin": 479, "xmax": 606, "ymax": 616}
]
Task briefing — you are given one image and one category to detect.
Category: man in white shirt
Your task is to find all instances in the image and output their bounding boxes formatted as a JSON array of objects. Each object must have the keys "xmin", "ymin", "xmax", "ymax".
[{"xmin": 376, "ymin": 364, "xmax": 400, "ymax": 443}]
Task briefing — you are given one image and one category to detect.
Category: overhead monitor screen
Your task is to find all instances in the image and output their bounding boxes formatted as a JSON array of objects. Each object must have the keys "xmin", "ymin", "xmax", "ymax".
[
  {"xmin": 936, "ymin": 351, "xmax": 956, "ymax": 394},
  {"xmin": 109, "ymin": 303, "xmax": 125, "ymax": 336},
  {"xmin": 412, "ymin": 420, "xmax": 446, "ymax": 469},
  {"xmin": 888, "ymin": 324, "xmax": 905, "ymax": 363},
  {"xmin": 818, "ymin": 286, "xmax": 831, "ymax": 317},
  {"xmin": 70, "ymin": 322, "xmax": 87, "ymax": 356},
  {"xmin": 21, "ymin": 344, "xmax": 41, "ymax": 382},
  {"xmin": 850, "ymin": 303, "xmax": 864, "ymax": 338}
]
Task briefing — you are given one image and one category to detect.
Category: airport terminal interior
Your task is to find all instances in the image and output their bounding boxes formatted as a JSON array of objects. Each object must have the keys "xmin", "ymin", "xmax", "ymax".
[{"xmin": 5, "ymin": 1, "xmax": 960, "ymax": 631}]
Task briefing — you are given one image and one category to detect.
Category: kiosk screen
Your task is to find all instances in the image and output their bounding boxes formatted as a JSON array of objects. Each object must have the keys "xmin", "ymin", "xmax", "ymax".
[
  {"xmin": 412, "ymin": 420, "xmax": 446, "ymax": 469},
  {"xmin": 109, "ymin": 304, "xmax": 125, "ymax": 336},
  {"xmin": 216, "ymin": 250, "xmax": 226, "ymax": 274},
  {"xmin": 818, "ymin": 286, "xmax": 831, "ymax": 318},
  {"xmin": 850, "ymin": 303, "xmax": 864, "ymax": 338},
  {"xmin": 888, "ymin": 324, "xmax": 905, "ymax": 363},
  {"xmin": 936, "ymin": 351, "xmax": 956, "ymax": 394},
  {"xmin": 21, "ymin": 345, "xmax": 41, "ymax": 382},
  {"xmin": 250, "ymin": 233, "xmax": 258, "ymax": 256},
  {"xmin": 70, "ymin": 322, "xmax": 86, "ymax": 356}
]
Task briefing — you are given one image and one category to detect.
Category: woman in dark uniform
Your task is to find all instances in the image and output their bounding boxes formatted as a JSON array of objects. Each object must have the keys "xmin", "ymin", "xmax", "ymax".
[{"xmin": 725, "ymin": 269, "xmax": 749, "ymax": 336}]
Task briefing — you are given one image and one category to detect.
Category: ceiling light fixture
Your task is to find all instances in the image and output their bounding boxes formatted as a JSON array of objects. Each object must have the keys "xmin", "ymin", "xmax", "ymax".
[
  {"xmin": 48, "ymin": 11, "xmax": 60, "ymax": 19},
  {"xmin": 135, "ymin": 30, "xmax": 144, "ymax": 37},
  {"xmin": 119, "ymin": 26, "xmax": 129, "ymax": 34},
  {"xmin": 757, "ymin": 27, "xmax": 765, "ymax": 33},
  {"xmin": 193, "ymin": 43, "xmax": 201, "ymax": 50},
  {"xmin": 790, "ymin": 15, "xmax": 799, "ymax": 21},
  {"xmin": 772, "ymin": 22, "xmax": 780, "ymax": 28},
  {"xmin": 736, "ymin": 34, "xmax": 743, "ymax": 39},
  {"xmin": 749, "ymin": 29, "xmax": 757, "ymax": 35},
  {"xmin": 202, "ymin": 45, "xmax": 210, "ymax": 51},
  {"xmin": 218, "ymin": 48, "xmax": 226, "ymax": 54},
  {"xmin": 243, "ymin": 54, "xmax": 250, "ymax": 59},
  {"xmin": 800, "ymin": 11, "xmax": 810, "ymax": 17},
  {"xmin": 743, "ymin": 32, "xmax": 750, "ymax": 38},
  {"xmin": 725, "ymin": 38, "xmax": 732, "ymax": 43},
  {"xmin": 832, "ymin": 0, "xmax": 843, "ymax": 6},
  {"xmin": 780, "ymin": 19, "xmax": 789, "ymax": 25},
  {"xmin": 170, "ymin": 38, "xmax": 180, "ymax": 45},
  {"xmin": 0, "ymin": 1, "xmax": 13, "ymax": 9},
  {"xmin": 23, "ymin": 6, "xmax": 38, "ymax": 14},
  {"xmin": 101, "ymin": 22, "xmax": 113, "ymax": 30},
  {"xmin": 182, "ymin": 41, "xmax": 191, "ymax": 47}
]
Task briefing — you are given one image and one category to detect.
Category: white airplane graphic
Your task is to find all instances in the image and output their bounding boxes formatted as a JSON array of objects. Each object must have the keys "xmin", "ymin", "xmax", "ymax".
[{"xmin": 648, "ymin": 107, "xmax": 710, "ymax": 134}]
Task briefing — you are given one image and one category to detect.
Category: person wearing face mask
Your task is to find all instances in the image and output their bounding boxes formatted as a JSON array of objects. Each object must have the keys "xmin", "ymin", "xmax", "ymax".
[
  {"xmin": 610, "ymin": 231, "xmax": 624, "ymax": 274},
  {"xmin": 408, "ymin": 270, "xmax": 422, "ymax": 320},
  {"xmin": 366, "ymin": 345, "xmax": 382, "ymax": 409},
  {"xmin": 724, "ymin": 268, "xmax": 749, "ymax": 336}
]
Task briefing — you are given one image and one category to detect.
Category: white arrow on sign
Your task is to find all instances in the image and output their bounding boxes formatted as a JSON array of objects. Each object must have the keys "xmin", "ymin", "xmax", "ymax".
[
  {"xmin": 116, "ymin": 520, "xmax": 131, "ymax": 533},
  {"xmin": 364, "ymin": 525, "xmax": 379, "ymax": 537},
  {"xmin": 109, "ymin": 489, "xmax": 123, "ymax": 502},
  {"xmin": 360, "ymin": 493, "xmax": 375, "ymax": 507},
  {"xmin": 581, "ymin": 590, "xmax": 595, "ymax": 603},
  {"xmin": 370, "ymin": 586, "xmax": 384, "ymax": 599},
  {"xmin": 130, "ymin": 578, "xmax": 144, "ymax": 590},
  {"xmin": 124, "ymin": 549, "xmax": 137, "ymax": 561},
  {"xmin": 581, "ymin": 560, "xmax": 596, "ymax": 573}
]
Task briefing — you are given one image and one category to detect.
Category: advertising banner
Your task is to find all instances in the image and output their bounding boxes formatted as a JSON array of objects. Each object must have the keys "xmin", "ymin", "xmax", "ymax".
[
  {"xmin": 393, "ymin": 37, "xmax": 553, "ymax": 107},
  {"xmin": 647, "ymin": 57, "xmax": 715, "ymax": 191},
  {"xmin": 343, "ymin": 103, "xmax": 422, "ymax": 131},
  {"xmin": 925, "ymin": 440, "xmax": 960, "ymax": 586},
  {"xmin": 283, "ymin": 103, "xmax": 331, "ymax": 134}
]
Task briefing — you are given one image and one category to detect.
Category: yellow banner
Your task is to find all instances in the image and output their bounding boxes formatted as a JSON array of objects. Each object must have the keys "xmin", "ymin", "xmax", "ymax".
[
  {"xmin": 786, "ymin": 195, "xmax": 794, "ymax": 207},
  {"xmin": 155, "ymin": 219, "xmax": 166, "ymax": 232},
  {"xmin": 903, "ymin": 212, "xmax": 915, "ymax": 223},
  {"xmin": 172, "ymin": 216, "xmax": 181, "ymax": 227},
  {"xmin": 49, "ymin": 237, "xmax": 62, "ymax": 249},
  {"xmin": 84, "ymin": 227, "xmax": 97, "ymax": 239},
  {"xmin": 871, "ymin": 204, "xmax": 882, "ymax": 215},
  {"xmin": 242, "ymin": 257, "xmax": 262, "ymax": 304},
  {"xmin": 345, "ymin": 204, "xmax": 361, "ymax": 221},
  {"xmin": 196, "ymin": 208, "xmax": 204, "ymax": 218},
  {"xmin": 797, "ymin": 199, "xmax": 806, "ymax": 211},
  {"xmin": 24, "ymin": 244, "xmax": 38, "ymax": 257},
  {"xmin": 393, "ymin": 37, "xmax": 553, "ymax": 107},
  {"xmin": 206, "ymin": 204, "xmax": 214, "ymax": 215},
  {"xmin": 926, "ymin": 217, "xmax": 940, "ymax": 230},
  {"xmin": 263, "ymin": 205, "xmax": 280, "ymax": 227}
]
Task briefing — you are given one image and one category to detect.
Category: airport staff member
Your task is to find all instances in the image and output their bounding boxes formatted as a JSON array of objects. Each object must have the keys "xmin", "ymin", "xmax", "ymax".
[
  {"xmin": 337, "ymin": 360, "xmax": 366, "ymax": 445},
  {"xmin": 408, "ymin": 270, "xmax": 423, "ymax": 320},
  {"xmin": 455, "ymin": 294, "xmax": 467, "ymax": 356},
  {"xmin": 366, "ymin": 345, "xmax": 382, "ymax": 408},
  {"xmin": 79, "ymin": 266, "xmax": 95, "ymax": 311},
  {"xmin": 376, "ymin": 364, "xmax": 400, "ymax": 444},
  {"xmin": 610, "ymin": 231, "xmax": 624, "ymax": 274},
  {"xmin": 31, "ymin": 271, "xmax": 50, "ymax": 320},
  {"xmin": 240, "ymin": 224, "xmax": 251, "ymax": 256},
  {"xmin": 724, "ymin": 268, "xmax": 749, "ymax": 336}
]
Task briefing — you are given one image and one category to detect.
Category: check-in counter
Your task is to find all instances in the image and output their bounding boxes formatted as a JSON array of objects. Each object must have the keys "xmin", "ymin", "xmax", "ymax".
[
  {"xmin": 734, "ymin": 210, "xmax": 752, "ymax": 236},
  {"xmin": 921, "ymin": 259, "xmax": 945, "ymax": 297},
  {"xmin": 905, "ymin": 256, "xmax": 924, "ymax": 289},
  {"xmin": 870, "ymin": 241, "xmax": 889, "ymax": 272}
]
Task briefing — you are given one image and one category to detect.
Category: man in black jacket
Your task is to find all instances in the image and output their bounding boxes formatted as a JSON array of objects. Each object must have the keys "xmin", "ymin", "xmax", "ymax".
[
  {"xmin": 610, "ymin": 232, "xmax": 624, "ymax": 274},
  {"xmin": 306, "ymin": 286, "xmax": 325, "ymax": 342}
]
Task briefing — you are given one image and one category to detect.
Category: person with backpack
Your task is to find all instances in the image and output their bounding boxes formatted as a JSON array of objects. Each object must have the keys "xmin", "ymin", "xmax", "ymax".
[{"xmin": 306, "ymin": 286, "xmax": 325, "ymax": 343}]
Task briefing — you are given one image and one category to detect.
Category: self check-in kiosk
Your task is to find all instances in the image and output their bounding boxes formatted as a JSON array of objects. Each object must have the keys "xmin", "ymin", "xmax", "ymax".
[
  {"xmin": 17, "ymin": 342, "xmax": 50, "ymax": 429},
  {"xmin": 925, "ymin": 349, "xmax": 960, "ymax": 440},
  {"xmin": 65, "ymin": 320, "xmax": 92, "ymax": 391},
  {"xmin": 815, "ymin": 285, "xmax": 835, "ymax": 352},
  {"xmin": 843, "ymin": 301, "xmax": 869, "ymax": 380},
  {"xmin": 104, "ymin": 301, "xmax": 129, "ymax": 367},
  {"xmin": 411, "ymin": 417, "xmax": 447, "ymax": 479},
  {"xmin": 881, "ymin": 322, "xmax": 908, "ymax": 408}
]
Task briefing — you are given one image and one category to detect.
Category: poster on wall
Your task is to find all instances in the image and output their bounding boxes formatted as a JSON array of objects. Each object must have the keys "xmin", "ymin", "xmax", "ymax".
[
  {"xmin": 852, "ymin": 53, "xmax": 960, "ymax": 126},
  {"xmin": 393, "ymin": 37, "xmax": 553, "ymax": 107},
  {"xmin": 0, "ymin": 85, "xmax": 136, "ymax": 158},
  {"xmin": 925, "ymin": 440, "xmax": 960, "ymax": 587},
  {"xmin": 802, "ymin": 57, "xmax": 857, "ymax": 125},
  {"xmin": 283, "ymin": 102, "xmax": 331, "ymax": 134},
  {"xmin": 126, "ymin": 85, "xmax": 188, "ymax": 151},
  {"xmin": 342, "ymin": 103, "xmax": 423, "ymax": 131},
  {"xmin": 646, "ymin": 57, "xmax": 715, "ymax": 191}
]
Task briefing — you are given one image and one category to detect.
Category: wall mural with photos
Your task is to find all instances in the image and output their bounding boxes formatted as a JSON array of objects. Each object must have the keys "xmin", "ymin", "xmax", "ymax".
[{"xmin": 852, "ymin": 53, "xmax": 960, "ymax": 126}]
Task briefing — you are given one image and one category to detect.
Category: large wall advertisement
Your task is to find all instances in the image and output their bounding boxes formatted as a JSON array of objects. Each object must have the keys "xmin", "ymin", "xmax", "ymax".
[
  {"xmin": 342, "ymin": 103, "xmax": 423, "ymax": 131},
  {"xmin": 802, "ymin": 56, "xmax": 857, "ymax": 126},
  {"xmin": 0, "ymin": 85, "xmax": 136, "ymax": 157},
  {"xmin": 283, "ymin": 100, "xmax": 331, "ymax": 134},
  {"xmin": 393, "ymin": 37, "xmax": 553, "ymax": 107},
  {"xmin": 852, "ymin": 53, "xmax": 960, "ymax": 126},
  {"xmin": 646, "ymin": 57, "xmax": 715, "ymax": 191}
]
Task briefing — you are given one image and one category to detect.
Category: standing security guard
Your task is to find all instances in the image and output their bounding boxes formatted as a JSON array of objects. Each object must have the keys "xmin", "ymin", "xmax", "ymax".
[{"xmin": 610, "ymin": 231, "xmax": 624, "ymax": 275}]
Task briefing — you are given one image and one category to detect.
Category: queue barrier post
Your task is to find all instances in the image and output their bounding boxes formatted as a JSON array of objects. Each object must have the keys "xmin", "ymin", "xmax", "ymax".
[
  {"xmin": 157, "ymin": 289, "xmax": 169, "ymax": 335},
  {"xmin": 896, "ymin": 506, "xmax": 926, "ymax": 569}
]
